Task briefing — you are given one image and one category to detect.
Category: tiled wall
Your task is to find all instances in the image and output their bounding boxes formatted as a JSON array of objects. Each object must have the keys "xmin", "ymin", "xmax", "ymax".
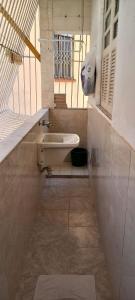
[
  {"xmin": 0, "ymin": 122, "xmax": 45, "ymax": 300},
  {"xmin": 87, "ymin": 108, "xmax": 135, "ymax": 300},
  {"xmin": 49, "ymin": 109, "xmax": 88, "ymax": 148}
]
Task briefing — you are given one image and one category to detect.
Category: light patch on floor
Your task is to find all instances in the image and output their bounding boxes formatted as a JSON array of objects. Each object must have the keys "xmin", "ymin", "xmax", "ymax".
[{"xmin": 34, "ymin": 275, "xmax": 96, "ymax": 300}]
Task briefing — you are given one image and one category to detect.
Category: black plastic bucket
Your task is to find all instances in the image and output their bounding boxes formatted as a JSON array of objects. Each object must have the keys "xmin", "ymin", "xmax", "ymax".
[{"xmin": 71, "ymin": 147, "xmax": 88, "ymax": 167}]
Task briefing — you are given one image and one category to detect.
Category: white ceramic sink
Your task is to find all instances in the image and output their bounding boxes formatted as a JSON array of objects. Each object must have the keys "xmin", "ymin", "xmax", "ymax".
[
  {"xmin": 42, "ymin": 133, "xmax": 80, "ymax": 148},
  {"xmin": 38, "ymin": 133, "xmax": 80, "ymax": 168}
]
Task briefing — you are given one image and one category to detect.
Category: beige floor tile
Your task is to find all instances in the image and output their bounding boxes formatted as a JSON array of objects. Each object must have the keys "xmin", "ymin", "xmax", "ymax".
[
  {"xmin": 38, "ymin": 210, "xmax": 68, "ymax": 226},
  {"xmin": 69, "ymin": 196, "xmax": 95, "ymax": 210},
  {"xmin": 69, "ymin": 226, "xmax": 101, "ymax": 248},
  {"xmin": 67, "ymin": 247, "xmax": 106, "ymax": 274},
  {"xmin": 41, "ymin": 196, "xmax": 69, "ymax": 210},
  {"xmin": 69, "ymin": 211, "xmax": 98, "ymax": 227},
  {"xmin": 30, "ymin": 225, "xmax": 68, "ymax": 248}
]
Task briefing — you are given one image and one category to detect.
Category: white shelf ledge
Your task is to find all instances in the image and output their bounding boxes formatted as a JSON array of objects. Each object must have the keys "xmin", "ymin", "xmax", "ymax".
[{"xmin": 0, "ymin": 108, "xmax": 48, "ymax": 164}]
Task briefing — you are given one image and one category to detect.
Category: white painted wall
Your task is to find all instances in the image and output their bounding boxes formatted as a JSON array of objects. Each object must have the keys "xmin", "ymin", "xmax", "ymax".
[
  {"xmin": 89, "ymin": 0, "xmax": 135, "ymax": 149},
  {"xmin": 50, "ymin": 0, "xmax": 91, "ymax": 34},
  {"xmin": 88, "ymin": 1, "xmax": 135, "ymax": 299},
  {"xmin": 112, "ymin": 0, "xmax": 135, "ymax": 149},
  {"xmin": 39, "ymin": 0, "xmax": 54, "ymax": 108}
]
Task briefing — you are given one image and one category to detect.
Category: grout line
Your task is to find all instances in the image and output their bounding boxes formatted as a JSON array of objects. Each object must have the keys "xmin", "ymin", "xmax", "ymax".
[
  {"xmin": 68, "ymin": 225, "xmax": 98, "ymax": 228},
  {"xmin": 68, "ymin": 197, "xmax": 70, "ymax": 232},
  {"xmin": 46, "ymin": 175, "xmax": 89, "ymax": 178},
  {"xmin": 40, "ymin": 208, "xmax": 69, "ymax": 211},
  {"xmin": 118, "ymin": 150, "xmax": 132, "ymax": 300}
]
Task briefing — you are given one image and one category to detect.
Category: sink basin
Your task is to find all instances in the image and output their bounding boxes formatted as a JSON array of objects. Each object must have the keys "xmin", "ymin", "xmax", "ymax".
[
  {"xmin": 38, "ymin": 133, "xmax": 80, "ymax": 168},
  {"xmin": 41, "ymin": 133, "xmax": 80, "ymax": 148},
  {"xmin": 43, "ymin": 134, "xmax": 63, "ymax": 144}
]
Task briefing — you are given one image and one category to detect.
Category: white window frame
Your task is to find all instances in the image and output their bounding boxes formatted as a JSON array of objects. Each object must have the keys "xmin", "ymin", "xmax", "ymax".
[
  {"xmin": 54, "ymin": 34, "xmax": 74, "ymax": 79},
  {"xmin": 100, "ymin": 0, "xmax": 119, "ymax": 116}
]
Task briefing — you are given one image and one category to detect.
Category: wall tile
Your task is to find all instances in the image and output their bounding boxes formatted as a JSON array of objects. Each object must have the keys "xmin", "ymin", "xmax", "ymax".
[
  {"xmin": 111, "ymin": 131, "xmax": 131, "ymax": 200},
  {"xmin": 122, "ymin": 150, "xmax": 135, "ymax": 276},
  {"xmin": 120, "ymin": 275, "xmax": 135, "ymax": 300},
  {"xmin": 110, "ymin": 265, "xmax": 121, "ymax": 300},
  {"xmin": 87, "ymin": 107, "xmax": 134, "ymax": 300},
  {"xmin": 0, "ymin": 125, "xmax": 42, "ymax": 300}
]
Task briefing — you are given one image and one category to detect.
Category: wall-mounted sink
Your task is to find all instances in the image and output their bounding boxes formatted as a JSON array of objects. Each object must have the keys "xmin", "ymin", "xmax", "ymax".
[{"xmin": 38, "ymin": 133, "xmax": 80, "ymax": 169}]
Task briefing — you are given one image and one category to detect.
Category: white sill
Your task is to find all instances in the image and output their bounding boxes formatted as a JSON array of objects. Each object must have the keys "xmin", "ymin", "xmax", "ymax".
[
  {"xmin": 88, "ymin": 103, "xmax": 112, "ymax": 125},
  {"xmin": 0, "ymin": 108, "xmax": 48, "ymax": 164}
]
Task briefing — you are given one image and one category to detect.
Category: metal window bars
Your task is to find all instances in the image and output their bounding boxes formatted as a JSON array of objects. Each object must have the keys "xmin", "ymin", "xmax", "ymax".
[
  {"xmin": 54, "ymin": 34, "xmax": 73, "ymax": 79},
  {"xmin": 0, "ymin": 1, "xmax": 41, "ymax": 141},
  {"xmin": 4, "ymin": 6, "xmax": 41, "ymax": 116},
  {"xmin": 0, "ymin": 0, "xmax": 40, "ymax": 115}
]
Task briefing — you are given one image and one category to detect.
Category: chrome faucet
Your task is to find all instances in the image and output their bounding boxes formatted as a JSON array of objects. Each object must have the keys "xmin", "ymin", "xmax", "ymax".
[{"xmin": 39, "ymin": 120, "xmax": 52, "ymax": 128}]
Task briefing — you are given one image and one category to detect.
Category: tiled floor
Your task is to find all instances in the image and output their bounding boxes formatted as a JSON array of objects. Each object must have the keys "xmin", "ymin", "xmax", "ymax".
[{"xmin": 16, "ymin": 178, "xmax": 113, "ymax": 300}]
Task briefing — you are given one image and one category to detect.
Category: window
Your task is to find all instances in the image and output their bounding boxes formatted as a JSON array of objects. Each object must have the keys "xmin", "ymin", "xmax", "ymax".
[
  {"xmin": 101, "ymin": 0, "xmax": 119, "ymax": 116},
  {"xmin": 54, "ymin": 34, "xmax": 73, "ymax": 79}
]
